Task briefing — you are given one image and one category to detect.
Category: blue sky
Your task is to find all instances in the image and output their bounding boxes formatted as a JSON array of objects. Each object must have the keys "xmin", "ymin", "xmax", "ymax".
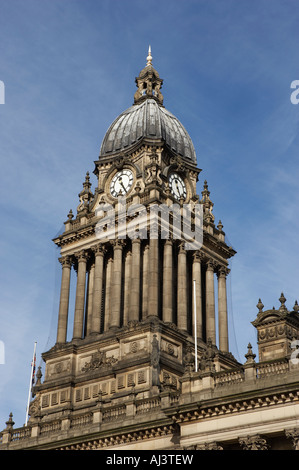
[{"xmin": 0, "ymin": 0, "xmax": 299, "ymax": 429}]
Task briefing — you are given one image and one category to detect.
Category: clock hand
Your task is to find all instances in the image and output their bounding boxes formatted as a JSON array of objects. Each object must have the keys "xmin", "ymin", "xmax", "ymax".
[
  {"xmin": 175, "ymin": 179, "xmax": 181, "ymax": 194},
  {"xmin": 118, "ymin": 177, "xmax": 127, "ymax": 194}
]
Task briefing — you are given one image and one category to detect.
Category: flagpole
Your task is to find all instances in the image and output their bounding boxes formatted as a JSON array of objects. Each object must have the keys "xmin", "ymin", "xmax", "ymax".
[
  {"xmin": 193, "ymin": 280, "xmax": 198, "ymax": 372},
  {"xmin": 25, "ymin": 341, "xmax": 37, "ymax": 426}
]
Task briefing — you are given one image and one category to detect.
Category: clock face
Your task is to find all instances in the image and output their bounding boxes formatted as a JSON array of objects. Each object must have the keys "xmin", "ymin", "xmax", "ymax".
[
  {"xmin": 110, "ymin": 169, "xmax": 134, "ymax": 197},
  {"xmin": 168, "ymin": 173, "xmax": 187, "ymax": 200}
]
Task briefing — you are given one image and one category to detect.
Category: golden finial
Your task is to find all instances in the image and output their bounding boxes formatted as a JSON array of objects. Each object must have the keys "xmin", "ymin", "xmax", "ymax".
[{"xmin": 146, "ymin": 45, "xmax": 152, "ymax": 66}]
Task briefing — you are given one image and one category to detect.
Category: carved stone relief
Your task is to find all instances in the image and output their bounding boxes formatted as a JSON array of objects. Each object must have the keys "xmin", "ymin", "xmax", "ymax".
[
  {"xmin": 46, "ymin": 359, "xmax": 71, "ymax": 379},
  {"xmin": 81, "ymin": 350, "xmax": 118, "ymax": 372},
  {"xmin": 160, "ymin": 338, "xmax": 180, "ymax": 359}
]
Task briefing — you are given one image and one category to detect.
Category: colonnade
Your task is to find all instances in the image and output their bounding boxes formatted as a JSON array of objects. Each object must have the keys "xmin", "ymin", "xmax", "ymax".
[{"xmin": 56, "ymin": 239, "xmax": 229, "ymax": 352}]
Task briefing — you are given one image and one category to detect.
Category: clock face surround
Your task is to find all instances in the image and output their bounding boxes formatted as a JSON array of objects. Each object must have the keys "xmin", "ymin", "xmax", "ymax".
[
  {"xmin": 110, "ymin": 169, "xmax": 134, "ymax": 197},
  {"xmin": 168, "ymin": 172, "xmax": 187, "ymax": 200}
]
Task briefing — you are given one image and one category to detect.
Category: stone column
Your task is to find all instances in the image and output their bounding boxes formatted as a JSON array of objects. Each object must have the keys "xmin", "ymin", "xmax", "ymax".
[
  {"xmin": 148, "ymin": 237, "xmax": 159, "ymax": 317},
  {"xmin": 142, "ymin": 244, "xmax": 149, "ymax": 319},
  {"xmin": 130, "ymin": 238, "xmax": 141, "ymax": 322},
  {"xmin": 90, "ymin": 245, "xmax": 105, "ymax": 335},
  {"xmin": 110, "ymin": 240, "xmax": 123, "ymax": 328},
  {"xmin": 56, "ymin": 256, "xmax": 72, "ymax": 344},
  {"xmin": 218, "ymin": 266, "xmax": 229, "ymax": 352},
  {"xmin": 163, "ymin": 239, "xmax": 173, "ymax": 323},
  {"xmin": 192, "ymin": 252, "xmax": 203, "ymax": 339},
  {"xmin": 73, "ymin": 251, "xmax": 88, "ymax": 340},
  {"xmin": 86, "ymin": 261, "xmax": 95, "ymax": 336},
  {"xmin": 177, "ymin": 242, "xmax": 188, "ymax": 331},
  {"xmin": 123, "ymin": 250, "xmax": 132, "ymax": 325},
  {"xmin": 205, "ymin": 259, "xmax": 216, "ymax": 344},
  {"xmin": 104, "ymin": 257, "xmax": 113, "ymax": 331}
]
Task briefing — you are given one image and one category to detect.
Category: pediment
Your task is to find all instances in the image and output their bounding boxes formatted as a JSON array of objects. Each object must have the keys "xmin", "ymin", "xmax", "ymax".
[
  {"xmin": 252, "ymin": 309, "xmax": 299, "ymax": 328},
  {"xmin": 252, "ymin": 309, "xmax": 287, "ymax": 327}
]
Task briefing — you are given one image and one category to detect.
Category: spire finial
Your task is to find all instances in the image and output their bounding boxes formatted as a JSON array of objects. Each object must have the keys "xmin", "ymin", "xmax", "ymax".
[
  {"xmin": 134, "ymin": 47, "xmax": 163, "ymax": 105},
  {"xmin": 256, "ymin": 298, "xmax": 264, "ymax": 313},
  {"xmin": 244, "ymin": 343, "xmax": 256, "ymax": 364},
  {"xmin": 279, "ymin": 292, "xmax": 287, "ymax": 312},
  {"xmin": 200, "ymin": 180, "xmax": 215, "ymax": 223},
  {"xmin": 146, "ymin": 45, "xmax": 152, "ymax": 66}
]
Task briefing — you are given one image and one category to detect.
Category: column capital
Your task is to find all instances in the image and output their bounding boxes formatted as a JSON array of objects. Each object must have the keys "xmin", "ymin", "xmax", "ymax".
[
  {"xmin": 192, "ymin": 250, "xmax": 204, "ymax": 262},
  {"xmin": 112, "ymin": 239, "xmax": 125, "ymax": 249},
  {"xmin": 196, "ymin": 442, "xmax": 223, "ymax": 451},
  {"xmin": 238, "ymin": 434, "xmax": 269, "ymax": 450},
  {"xmin": 58, "ymin": 255, "xmax": 72, "ymax": 268},
  {"xmin": 217, "ymin": 265, "xmax": 230, "ymax": 278},
  {"xmin": 206, "ymin": 259, "xmax": 217, "ymax": 271},
  {"xmin": 285, "ymin": 428, "xmax": 299, "ymax": 450},
  {"xmin": 178, "ymin": 240, "xmax": 187, "ymax": 254},
  {"xmin": 92, "ymin": 243, "xmax": 106, "ymax": 257},
  {"xmin": 75, "ymin": 250, "xmax": 89, "ymax": 262},
  {"xmin": 131, "ymin": 237, "xmax": 141, "ymax": 245}
]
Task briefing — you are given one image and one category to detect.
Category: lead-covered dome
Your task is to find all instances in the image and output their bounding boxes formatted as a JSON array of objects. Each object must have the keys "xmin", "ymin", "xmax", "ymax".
[
  {"xmin": 99, "ymin": 48, "xmax": 197, "ymax": 164},
  {"xmin": 99, "ymin": 98, "xmax": 197, "ymax": 163}
]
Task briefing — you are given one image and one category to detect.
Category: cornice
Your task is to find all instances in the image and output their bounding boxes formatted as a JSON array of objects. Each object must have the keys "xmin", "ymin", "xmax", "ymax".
[{"xmin": 166, "ymin": 382, "xmax": 299, "ymax": 425}]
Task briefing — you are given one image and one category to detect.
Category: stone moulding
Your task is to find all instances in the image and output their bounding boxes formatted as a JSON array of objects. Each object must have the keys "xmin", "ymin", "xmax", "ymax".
[
  {"xmin": 55, "ymin": 420, "xmax": 178, "ymax": 450},
  {"xmin": 170, "ymin": 388, "xmax": 299, "ymax": 424}
]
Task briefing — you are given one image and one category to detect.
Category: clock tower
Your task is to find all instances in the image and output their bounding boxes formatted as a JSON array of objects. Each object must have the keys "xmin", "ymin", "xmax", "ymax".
[
  {"xmin": 4, "ymin": 48, "xmax": 299, "ymax": 452},
  {"xmin": 26, "ymin": 48, "xmax": 237, "ymax": 445}
]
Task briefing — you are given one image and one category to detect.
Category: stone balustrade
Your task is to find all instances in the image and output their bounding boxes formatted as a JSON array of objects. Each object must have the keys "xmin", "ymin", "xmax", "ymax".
[{"xmin": 1, "ymin": 355, "xmax": 296, "ymax": 448}]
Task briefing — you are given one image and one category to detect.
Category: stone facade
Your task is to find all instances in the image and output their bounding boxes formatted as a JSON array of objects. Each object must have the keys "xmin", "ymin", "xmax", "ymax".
[{"xmin": 1, "ymin": 50, "xmax": 299, "ymax": 451}]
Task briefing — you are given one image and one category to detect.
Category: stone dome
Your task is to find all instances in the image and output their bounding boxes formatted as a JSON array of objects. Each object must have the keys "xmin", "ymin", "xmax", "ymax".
[{"xmin": 99, "ymin": 98, "xmax": 197, "ymax": 163}]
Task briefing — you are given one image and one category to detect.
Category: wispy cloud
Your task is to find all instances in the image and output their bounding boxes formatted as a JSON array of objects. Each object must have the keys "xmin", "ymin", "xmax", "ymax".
[{"xmin": 0, "ymin": 0, "xmax": 299, "ymax": 427}]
